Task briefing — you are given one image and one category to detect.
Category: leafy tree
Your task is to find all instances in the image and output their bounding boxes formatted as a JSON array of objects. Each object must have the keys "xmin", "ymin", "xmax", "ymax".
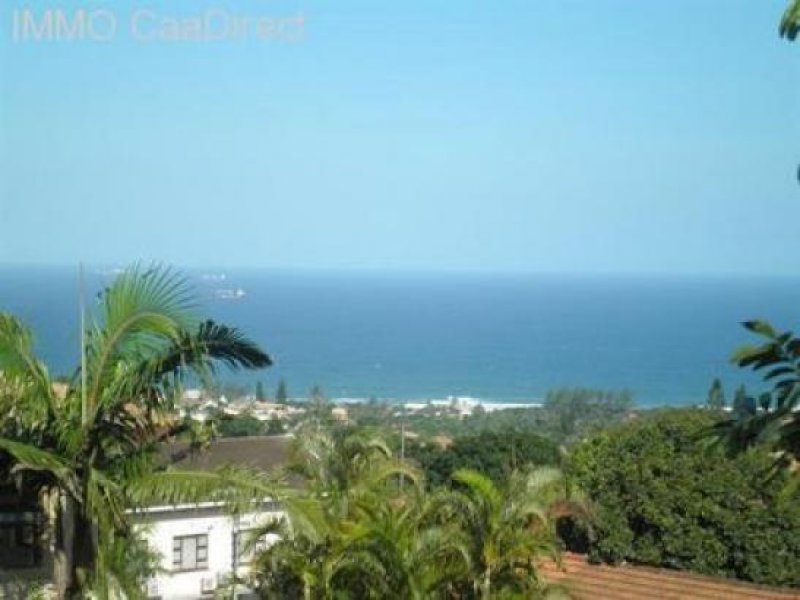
[
  {"xmin": 706, "ymin": 378, "xmax": 726, "ymax": 410},
  {"xmin": 256, "ymin": 380, "xmax": 267, "ymax": 401},
  {"xmin": 570, "ymin": 409, "xmax": 800, "ymax": 586},
  {"xmin": 275, "ymin": 378, "xmax": 288, "ymax": 403},
  {"xmin": 0, "ymin": 265, "xmax": 282, "ymax": 597},
  {"xmin": 218, "ymin": 414, "xmax": 265, "ymax": 438},
  {"xmin": 541, "ymin": 388, "xmax": 633, "ymax": 444},
  {"xmin": 407, "ymin": 429, "xmax": 561, "ymax": 488}
]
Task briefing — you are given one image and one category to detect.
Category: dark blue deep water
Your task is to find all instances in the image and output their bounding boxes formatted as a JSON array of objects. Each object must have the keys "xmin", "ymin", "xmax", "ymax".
[{"xmin": 2, "ymin": 266, "xmax": 800, "ymax": 406}]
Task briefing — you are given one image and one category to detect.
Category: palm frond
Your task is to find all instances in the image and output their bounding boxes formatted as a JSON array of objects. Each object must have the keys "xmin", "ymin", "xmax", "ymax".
[
  {"xmin": 453, "ymin": 468, "xmax": 502, "ymax": 510},
  {"xmin": 92, "ymin": 528, "xmax": 161, "ymax": 600},
  {"xmin": 0, "ymin": 437, "xmax": 80, "ymax": 497},
  {"xmin": 519, "ymin": 466, "xmax": 564, "ymax": 492},
  {"xmin": 281, "ymin": 496, "xmax": 330, "ymax": 544},
  {"xmin": 0, "ymin": 314, "xmax": 50, "ymax": 383},
  {"xmin": 357, "ymin": 458, "xmax": 422, "ymax": 492},
  {"xmin": 0, "ymin": 314, "xmax": 57, "ymax": 431},
  {"xmin": 86, "ymin": 467, "xmax": 128, "ymax": 535},
  {"xmin": 85, "ymin": 264, "xmax": 196, "ymax": 421},
  {"xmin": 126, "ymin": 465, "xmax": 286, "ymax": 515},
  {"xmin": 136, "ymin": 319, "xmax": 271, "ymax": 381},
  {"xmin": 780, "ymin": 0, "xmax": 800, "ymax": 40}
]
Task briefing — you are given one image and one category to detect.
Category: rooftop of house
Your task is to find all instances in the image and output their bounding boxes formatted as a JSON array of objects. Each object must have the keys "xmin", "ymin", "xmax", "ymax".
[
  {"xmin": 161, "ymin": 435, "xmax": 293, "ymax": 474},
  {"xmin": 539, "ymin": 553, "xmax": 800, "ymax": 600}
]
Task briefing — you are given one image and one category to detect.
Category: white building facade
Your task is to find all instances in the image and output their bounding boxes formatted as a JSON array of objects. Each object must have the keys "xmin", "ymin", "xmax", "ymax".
[{"xmin": 135, "ymin": 501, "xmax": 283, "ymax": 600}]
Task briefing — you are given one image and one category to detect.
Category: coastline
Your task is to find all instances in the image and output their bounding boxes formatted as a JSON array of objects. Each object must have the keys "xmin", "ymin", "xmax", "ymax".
[{"xmin": 330, "ymin": 396, "xmax": 544, "ymax": 413}]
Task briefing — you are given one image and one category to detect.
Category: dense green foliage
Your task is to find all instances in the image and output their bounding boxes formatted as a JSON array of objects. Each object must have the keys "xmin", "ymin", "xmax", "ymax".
[
  {"xmin": 406, "ymin": 429, "xmax": 561, "ymax": 488},
  {"xmin": 217, "ymin": 413, "xmax": 263, "ymax": 437},
  {"xmin": 250, "ymin": 428, "xmax": 571, "ymax": 599},
  {"xmin": 569, "ymin": 409, "xmax": 800, "ymax": 587},
  {"xmin": 539, "ymin": 388, "xmax": 633, "ymax": 444},
  {"xmin": 217, "ymin": 413, "xmax": 284, "ymax": 437}
]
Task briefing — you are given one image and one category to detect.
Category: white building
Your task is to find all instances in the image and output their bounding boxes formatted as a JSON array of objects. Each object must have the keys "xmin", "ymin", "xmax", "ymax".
[
  {"xmin": 139, "ymin": 436, "xmax": 291, "ymax": 600},
  {"xmin": 0, "ymin": 436, "xmax": 292, "ymax": 600},
  {"xmin": 135, "ymin": 501, "xmax": 282, "ymax": 600}
]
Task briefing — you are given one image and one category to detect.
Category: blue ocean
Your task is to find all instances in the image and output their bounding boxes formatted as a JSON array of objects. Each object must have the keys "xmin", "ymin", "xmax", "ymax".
[{"xmin": 2, "ymin": 266, "xmax": 799, "ymax": 407}]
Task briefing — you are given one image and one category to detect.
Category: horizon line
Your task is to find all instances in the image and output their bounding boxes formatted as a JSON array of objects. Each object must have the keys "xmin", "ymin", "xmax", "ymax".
[{"xmin": 1, "ymin": 260, "xmax": 799, "ymax": 280}]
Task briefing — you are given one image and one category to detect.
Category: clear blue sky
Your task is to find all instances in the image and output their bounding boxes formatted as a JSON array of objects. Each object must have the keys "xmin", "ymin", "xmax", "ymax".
[{"xmin": 1, "ymin": 0, "xmax": 798, "ymax": 274}]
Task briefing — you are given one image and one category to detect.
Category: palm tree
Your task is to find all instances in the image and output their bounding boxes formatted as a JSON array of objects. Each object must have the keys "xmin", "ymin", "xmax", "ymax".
[
  {"xmin": 331, "ymin": 489, "xmax": 472, "ymax": 599},
  {"xmin": 250, "ymin": 516, "xmax": 335, "ymax": 600},
  {"xmin": 256, "ymin": 428, "xmax": 575, "ymax": 599},
  {"xmin": 252, "ymin": 428, "xmax": 435, "ymax": 598},
  {"xmin": 0, "ymin": 265, "xmax": 278, "ymax": 598},
  {"xmin": 288, "ymin": 426, "xmax": 417, "ymax": 517},
  {"xmin": 431, "ymin": 467, "xmax": 570, "ymax": 599},
  {"xmin": 253, "ymin": 427, "xmax": 579, "ymax": 598}
]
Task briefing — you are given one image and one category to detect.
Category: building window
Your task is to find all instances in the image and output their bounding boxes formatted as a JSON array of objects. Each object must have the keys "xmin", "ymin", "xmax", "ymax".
[
  {"xmin": 0, "ymin": 512, "xmax": 41, "ymax": 568},
  {"xmin": 234, "ymin": 530, "xmax": 268, "ymax": 566},
  {"xmin": 172, "ymin": 534, "xmax": 208, "ymax": 571}
]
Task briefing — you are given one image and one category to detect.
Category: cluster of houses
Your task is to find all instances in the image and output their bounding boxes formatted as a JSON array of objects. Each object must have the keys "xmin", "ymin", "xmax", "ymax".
[
  {"xmin": 180, "ymin": 389, "xmax": 349, "ymax": 425},
  {"xmin": 402, "ymin": 396, "xmax": 537, "ymax": 418}
]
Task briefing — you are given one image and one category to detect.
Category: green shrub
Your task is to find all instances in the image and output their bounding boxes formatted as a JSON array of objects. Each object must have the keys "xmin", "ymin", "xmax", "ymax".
[
  {"xmin": 218, "ymin": 414, "xmax": 265, "ymax": 437},
  {"xmin": 568, "ymin": 409, "xmax": 800, "ymax": 586}
]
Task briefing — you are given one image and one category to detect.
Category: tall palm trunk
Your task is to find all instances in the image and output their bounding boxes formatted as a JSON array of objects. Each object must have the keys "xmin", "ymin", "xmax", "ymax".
[
  {"xmin": 69, "ymin": 509, "xmax": 98, "ymax": 594},
  {"xmin": 61, "ymin": 480, "xmax": 98, "ymax": 598},
  {"xmin": 481, "ymin": 567, "xmax": 491, "ymax": 600},
  {"xmin": 53, "ymin": 493, "xmax": 75, "ymax": 599},
  {"xmin": 52, "ymin": 493, "xmax": 97, "ymax": 599}
]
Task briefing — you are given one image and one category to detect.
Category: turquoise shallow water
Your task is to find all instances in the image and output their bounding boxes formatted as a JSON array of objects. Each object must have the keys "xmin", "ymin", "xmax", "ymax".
[{"xmin": 2, "ymin": 266, "xmax": 799, "ymax": 406}]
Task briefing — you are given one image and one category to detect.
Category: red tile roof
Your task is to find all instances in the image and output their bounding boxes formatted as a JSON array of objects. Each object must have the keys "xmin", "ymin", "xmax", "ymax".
[{"xmin": 540, "ymin": 553, "xmax": 800, "ymax": 600}]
